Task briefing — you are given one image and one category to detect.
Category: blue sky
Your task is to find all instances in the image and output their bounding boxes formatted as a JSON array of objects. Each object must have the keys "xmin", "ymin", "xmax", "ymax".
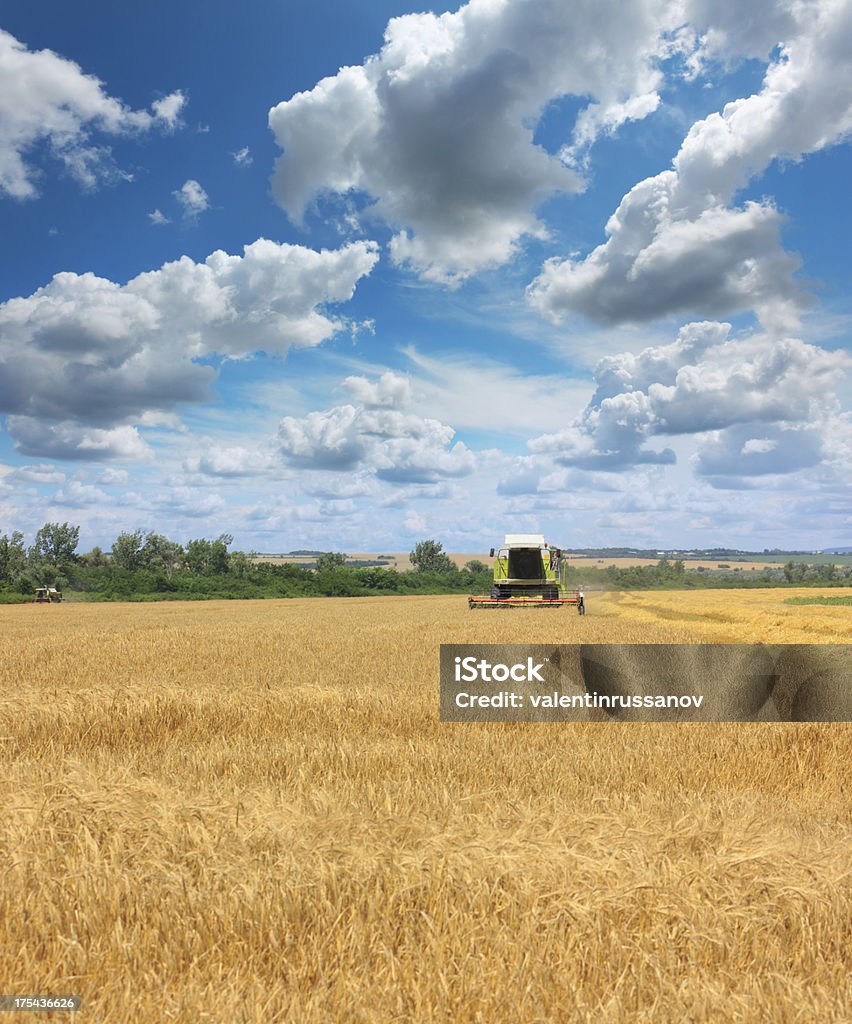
[{"xmin": 1, "ymin": 0, "xmax": 850, "ymax": 554}]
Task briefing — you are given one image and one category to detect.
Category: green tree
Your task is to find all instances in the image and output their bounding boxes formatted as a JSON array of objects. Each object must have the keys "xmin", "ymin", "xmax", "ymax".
[
  {"xmin": 783, "ymin": 560, "xmax": 806, "ymax": 583},
  {"xmin": 463, "ymin": 559, "xmax": 489, "ymax": 574},
  {"xmin": 410, "ymin": 540, "xmax": 455, "ymax": 574},
  {"xmin": 0, "ymin": 531, "xmax": 27, "ymax": 582},
  {"xmin": 228, "ymin": 549, "xmax": 251, "ymax": 576},
  {"xmin": 111, "ymin": 530, "xmax": 145, "ymax": 571},
  {"xmin": 141, "ymin": 532, "xmax": 184, "ymax": 576},
  {"xmin": 315, "ymin": 551, "xmax": 347, "ymax": 572},
  {"xmin": 82, "ymin": 546, "xmax": 108, "ymax": 568},
  {"xmin": 29, "ymin": 522, "xmax": 80, "ymax": 577},
  {"xmin": 185, "ymin": 534, "xmax": 233, "ymax": 575}
]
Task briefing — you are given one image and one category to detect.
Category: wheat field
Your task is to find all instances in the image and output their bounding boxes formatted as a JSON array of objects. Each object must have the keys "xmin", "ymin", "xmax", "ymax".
[{"xmin": 1, "ymin": 590, "xmax": 850, "ymax": 1023}]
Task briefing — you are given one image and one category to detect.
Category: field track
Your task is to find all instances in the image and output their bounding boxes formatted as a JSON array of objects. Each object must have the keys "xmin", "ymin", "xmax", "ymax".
[{"xmin": 1, "ymin": 591, "xmax": 850, "ymax": 1022}]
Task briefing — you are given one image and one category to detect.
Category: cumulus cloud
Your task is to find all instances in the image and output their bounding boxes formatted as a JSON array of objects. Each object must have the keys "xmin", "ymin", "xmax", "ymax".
[
  {"xmin": 172, "ymin": 179, "xmax": 209, "ymax": 218},
  {"xmin": 529, "ymin": 193, "xmax": 805, "ymax": 328},
  {"xmin": 562, "ymin": 92, "xmax": 661, "ymax": 169},
  {"xmin": 300, "ymin": 474, "xmax": 376, "ymax": 500},
  {"xmin": 148, "ymin": 208, "xmax": 170, "ymax": 225},
  {"xmin": 185, "ymin": 445, "xmax": 275, "ymax": 478},
  {"xmin": 0, "ymin": 239, "xmax": 378, "ymax": 458},
  {"xmin": 7, "ymin": 464, "xmax": 65, "ymax": 485},
  {"xmin": 343, "ymin": 371, "xmax": 412, "ymax": 408},
  {"xmin": 681, "ymin": 0, "xmax": 803, "ymax": 66},
  {"xmin": 0, "ymin": 28, "xmax": 185, "ymax": 199},
  {"xmin": 529, "ymin": 0, "xmax": 852, "ymax": 330},
  {"xmin": 277, "ymin": 373, "xmax": 475, "ymax": 483},
  {"xmin": 152, "ymin": 487, "xmax": 226, "ymax": 518},
  {"xmin": 694, "ymin": 424, "xmax": 824, "ymax": 478},
  {"xmin": 269, "ymin": 0, "xmax": 680, "ymax": 283},
  {"xmin": 8, "ymin": 420, "xmax": 150, "ymax": 461},
  {"xmin": 52, "ymin": 480, "xmax": 111, "ymax": 507},
  {"xmin": 232, "ymin": 146, "xmax": 252, "ymax": 166},
  {"xmin": 527, "ymin": 321, "xmax": 851, "ymax": 473}
]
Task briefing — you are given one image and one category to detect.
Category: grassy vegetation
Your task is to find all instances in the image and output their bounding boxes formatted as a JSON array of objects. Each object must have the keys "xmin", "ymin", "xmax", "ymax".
[
  {"xmin": 784, "ymin": 595, "xmax": 852, "ymax": 607},
  {"xmin": 1, "ymin": 591, "xmax": 850, "ymax": 1022}
]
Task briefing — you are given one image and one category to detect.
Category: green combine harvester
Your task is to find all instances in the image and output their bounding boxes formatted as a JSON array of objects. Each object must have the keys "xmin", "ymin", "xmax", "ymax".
[{"xmin": 468, "ymin": 533, "xmax": 585, "ymax": 612}]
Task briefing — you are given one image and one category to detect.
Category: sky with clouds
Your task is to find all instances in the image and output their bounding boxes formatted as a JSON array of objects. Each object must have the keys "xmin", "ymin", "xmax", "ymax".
[{"xmin": 1, "ymin": 0, "xmax": 850, "ymax": 553}]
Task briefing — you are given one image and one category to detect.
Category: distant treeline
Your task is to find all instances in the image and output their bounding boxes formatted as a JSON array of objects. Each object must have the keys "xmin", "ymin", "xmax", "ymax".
[
  {"xmin": 0, "ymin": 525, "xmax": 492, "ymax": 602},
  {"xmin": 1, "ymin": 525, "xmax": 849, "ymax": 603}
]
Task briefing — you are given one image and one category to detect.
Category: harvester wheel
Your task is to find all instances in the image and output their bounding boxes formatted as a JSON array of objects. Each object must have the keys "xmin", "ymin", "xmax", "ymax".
[{"xmin": 578, "ymin": 597, "xmax": 585, "ymax": 615}]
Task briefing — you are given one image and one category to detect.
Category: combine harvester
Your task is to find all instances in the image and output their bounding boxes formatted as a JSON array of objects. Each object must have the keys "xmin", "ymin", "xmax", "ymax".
[{"xmin": 468, "ymin": 534, "xmax": 585, "ymax": 612}]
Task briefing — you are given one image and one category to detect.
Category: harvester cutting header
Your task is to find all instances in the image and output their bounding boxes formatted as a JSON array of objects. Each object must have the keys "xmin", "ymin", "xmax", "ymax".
[{"xmin": 468, "ymin": 534, "xmax": 585, "ymax": 612}]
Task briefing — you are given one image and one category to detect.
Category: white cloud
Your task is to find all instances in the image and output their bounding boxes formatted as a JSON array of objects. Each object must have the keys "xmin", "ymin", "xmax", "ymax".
[
  {"xmin": 151, "ymin": 487, "xmax": 227, "ymax": 518},
  {"xmin": 343, "ymin": 371, "xmax": 412, "ymax": 409},
  {"xmin": 98, "ymin": 467, "xmax": 129, "ymax": 485},
  {"xmin": 186, "ymin": 445, "xmax": 275, "ymax": 478},
  {"xmin": 562, "ymin": 91, "xmax": 661, "ymax": 168},
  {"xmin": 529, "ymin": 193, "xmax": 805, "ymax": 329},
  {"xmin": 52, "ymin": 480, "xmax": 111, "ymax": 507},
  {"xmin": 527, "ymin": 320, "xmax": 851, "ymax": 473},
  {"xmin": 403, "ymin": 510, "xmax": 428, "ymax": 534},
  {"xmin": 694, "ymin": 425, "xmax": 823, "ymax": 477},
  {"xmin": 151, "ymin": 91, "xmax": 186, "ymax": 130},
  {"xmin": 0, "ymin": 239, "xmax": 379, "ymax": 458},
  {"xmin": 300, "ymin": 473, "xmax": 376, "ymax": 500},
  {"xmin": 529, "ymin": 0, "xmax": 852, "ymax": 330},
  {"xmin": 148, "ymin": 208, "xmax": 170, "ymax": 225},
  {"xmin": 269, "ymin": 0, "xmax": 678, "ymax": 283},
  {"xmin": 8, "ymin": 464, "xmax": 65, "ymax": 485},
  {"xmin": 0, "ymin": 28, "xmax": 184, "ymax": 199},
  {"xmin": 277, "ymin": 373, "xmax": 476, "ymax": 483},
  {"xmin": 232, "ymin": 146, "xmax": 252, "ymax": 166},
  {"xmin": 8, "ymin": 420, "xmax": 151, "ymax": 462},
  {"xmin": 172, "ymin": 179, "xmax": 209, "ymax": 218},
  {"xmin": 681, "ymin": 0, "xmax": 803, "ymax": 66},
  {"xmin": 741, "ymin": 439, "xmax": 777, "ymax": 455}
]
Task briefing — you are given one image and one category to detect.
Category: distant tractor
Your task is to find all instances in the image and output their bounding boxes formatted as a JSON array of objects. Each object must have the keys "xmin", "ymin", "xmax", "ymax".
[
  {"xmin": 468, "ymin": 534, "xmax": 584, "ymax": 612},
  {"xmin": 35, "ymin": 586, "xmax": 62, "ymax": 603}
]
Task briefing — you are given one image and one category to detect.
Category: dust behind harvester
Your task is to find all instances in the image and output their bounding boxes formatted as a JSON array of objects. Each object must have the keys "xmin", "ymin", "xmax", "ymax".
[{"xmin": 468, "ymin": 534, "xmax": 585, "ymax": 612}]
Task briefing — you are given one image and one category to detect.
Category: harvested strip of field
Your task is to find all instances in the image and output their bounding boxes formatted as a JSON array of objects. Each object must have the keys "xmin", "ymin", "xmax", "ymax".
[
  {"xmin": 605, "ymin": 587, "xmax": 852, "ymax": 643},
  {"xmin": 785, "ymin": 595, "xmax": 852, "ymax": 607},
  {"xmin": 1, "ymin": 593, "xmax": 850, "ymax": 1023}
]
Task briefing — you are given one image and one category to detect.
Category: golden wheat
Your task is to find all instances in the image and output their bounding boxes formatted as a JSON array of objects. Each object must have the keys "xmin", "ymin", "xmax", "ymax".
[{"xmin": 1, "ymin": 592, "xmax": 850, "ymax": 1023}]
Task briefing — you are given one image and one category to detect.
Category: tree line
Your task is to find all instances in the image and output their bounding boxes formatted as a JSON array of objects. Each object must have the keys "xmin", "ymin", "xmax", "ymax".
[{"xmin": 0, "ymin": 525, "xmax": 492, "ymax": 602}]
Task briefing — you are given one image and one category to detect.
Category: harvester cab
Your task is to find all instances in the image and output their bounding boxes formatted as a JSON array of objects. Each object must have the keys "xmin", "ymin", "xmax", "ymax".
[
  {"xmin": 35, "ymin": 586, "xmax": 62, "ymax": 603},
  {"xmin": 469, "ymin": 534, "xmax": 584, "ymax": 611}
]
